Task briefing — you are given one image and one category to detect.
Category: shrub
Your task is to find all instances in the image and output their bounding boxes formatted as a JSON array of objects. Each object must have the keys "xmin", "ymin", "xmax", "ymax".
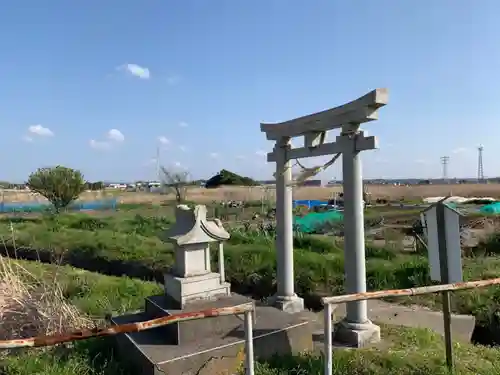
[
  {"xmin": 205, "ymin": 169, "xmax": 258, "ymax": 188},
  {"xmin": 26, "ymin": 166, "xmax": 86, "ymax": 212}
]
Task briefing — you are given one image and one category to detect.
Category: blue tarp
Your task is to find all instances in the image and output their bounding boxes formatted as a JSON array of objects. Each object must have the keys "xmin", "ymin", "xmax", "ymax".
[
  {"xmin": 293, "ymin": 199, "xmax": 329, "ymax": 209},
  {"xmin": 294, "ymin": 210, "xmax": 344, "ymax": 233},
  {"xmin": 480, "ymin": 202, "xmax": 500, "ymax": 214},
  {"xmin": 0, "ymin": 199, "xmax": 118, "ymax": 213}
]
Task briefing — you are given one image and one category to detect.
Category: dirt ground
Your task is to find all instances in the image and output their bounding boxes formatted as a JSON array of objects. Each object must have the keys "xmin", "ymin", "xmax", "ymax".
[
  {"xmin": 362, "ymin": 184, "xmax": 500, "ymax": 200},
  {"xmin": 174, "ymin": 184, "xmax": 500, "ymax": 202},
  {"xmin": 2, "ymin": 183, "xmax": 500, "ymax": 204}
]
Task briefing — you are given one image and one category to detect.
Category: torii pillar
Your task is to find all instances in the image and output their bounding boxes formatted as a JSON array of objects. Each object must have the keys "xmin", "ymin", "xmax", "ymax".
[
  {"xmin": 272, "ymin": 137, "xmax": 304, "ymax": 313},
  {"xmin": 261, "ymin": 88, "xmax": 388, "ymax": 346},
  {"xmin": 333, "ymin": 124, "xmax": 381, "ymax": 346}
]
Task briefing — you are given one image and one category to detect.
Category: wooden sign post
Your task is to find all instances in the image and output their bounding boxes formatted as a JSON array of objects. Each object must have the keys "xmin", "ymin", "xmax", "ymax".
[{"xmin": 421, "ymin": 198, "xmax": 463, "ymax": 373}]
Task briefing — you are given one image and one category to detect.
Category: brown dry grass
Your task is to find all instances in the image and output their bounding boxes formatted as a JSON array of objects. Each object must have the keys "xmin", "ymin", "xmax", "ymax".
[
  {"xmin": 363, "ymin": 184, "xmax": 500, "ymax": 201},
  {"xmin": 0, "ymin": 255, "xmax": 91, "ymax": 343},
  {"xmin": 2, "ymin": 183, "xmax": 500, "ymax": 205},
  {"xmin": 189, "ymin": 184, "xmax": 500, "ymax": 201},
  {"xmin": 129, "ymin": 184, "xmax": 500, "ymax": 202}
]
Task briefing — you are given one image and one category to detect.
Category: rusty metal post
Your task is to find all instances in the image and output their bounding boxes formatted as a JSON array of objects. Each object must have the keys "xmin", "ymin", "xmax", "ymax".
[
  {"xmin": 324, "ymin": 303, "xmax": 333, "ymax": 375},
  {"xmin": 244, "ymin": 310, "xmax": 255, "ymax": 375},
  {"xmin": 218, "ymin": 241, "xmax": 225, "ymax": 284}
]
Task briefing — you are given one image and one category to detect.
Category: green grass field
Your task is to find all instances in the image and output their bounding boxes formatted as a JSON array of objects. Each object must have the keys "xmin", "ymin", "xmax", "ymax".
[
  {"xmin": 2, "ymin": 259, "xmax": 500, "ymax": 375},
  {"xmin": 1, "ymin": 204, "xmax": 500, "ymax": 374}
]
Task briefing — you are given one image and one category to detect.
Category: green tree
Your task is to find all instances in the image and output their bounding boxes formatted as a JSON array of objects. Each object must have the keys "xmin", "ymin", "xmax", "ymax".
[{"xmin": 27, "ymin": 166, "xmax": 86, "ymax": 212}]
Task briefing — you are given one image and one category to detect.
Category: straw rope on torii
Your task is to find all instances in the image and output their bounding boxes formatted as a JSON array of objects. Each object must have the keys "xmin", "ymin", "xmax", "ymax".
[{"xmin": 273, "ymin": 152, "xmax": 341, "ymax": 186}]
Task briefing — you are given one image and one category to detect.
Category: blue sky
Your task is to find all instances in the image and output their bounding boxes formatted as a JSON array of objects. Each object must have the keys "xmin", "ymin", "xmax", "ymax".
[{"xmin": 1, "ymin": 1, "xmax": 499, "ymax": 182}]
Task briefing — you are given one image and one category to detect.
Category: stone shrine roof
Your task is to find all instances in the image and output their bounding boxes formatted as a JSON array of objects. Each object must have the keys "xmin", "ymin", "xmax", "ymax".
[{"xmin": 164, "ymin": 204, "xmax": 230, "ymax": 245}]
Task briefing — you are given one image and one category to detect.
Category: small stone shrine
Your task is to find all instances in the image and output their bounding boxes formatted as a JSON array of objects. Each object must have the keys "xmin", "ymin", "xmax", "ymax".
[
  {"xmin": 112, "ymin": 204, "xmax": 312, "ymax": 375},
  {"xmin": 162, "ymin": 204, "xmax": 231, "ymax": 307}
]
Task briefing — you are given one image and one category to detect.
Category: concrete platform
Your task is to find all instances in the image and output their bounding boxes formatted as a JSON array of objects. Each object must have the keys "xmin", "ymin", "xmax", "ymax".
[
  {"xmin": 144, "ymin": 293, "xmax": 254, "ymax": 345},
  {"xmin": 111, "ymin": 296, "xmax": 312, "ymax": 375}
]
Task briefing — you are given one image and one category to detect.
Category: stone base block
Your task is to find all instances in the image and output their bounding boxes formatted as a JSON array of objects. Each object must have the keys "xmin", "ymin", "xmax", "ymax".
[
  {"xmin": 144, "ymin": 293, "xmax": 254, "ymax": 345},
  {"xmin": 269, "ymin": 294, "xmax": 304, "ymax": 313},
  {"xmin": 333, "ymin": 319, "xmax": 381, "ymax": 348},
  {"xmin": 111, "ymin": 296, "xmax": 313, "ymax": 375},
  {"xmin": 164, "ymin": 272, "xmax": 230, "ymax": 309}
]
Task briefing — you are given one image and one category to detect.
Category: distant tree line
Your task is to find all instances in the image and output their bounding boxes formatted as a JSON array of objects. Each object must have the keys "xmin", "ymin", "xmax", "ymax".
[
  {"xmin": 205, "ymin": 169, "xmax": 258, "ymax": 188},
  {"xmin": 0, "ymin": 182, "xmax": 26, "ymax": 189},
  {"xmin": 0, "ymin": 180, "xmax": 104, "ymax": 190},
  {"xmin": 84, "ymin": 181, "xmax": 105, "ymax": 190}
]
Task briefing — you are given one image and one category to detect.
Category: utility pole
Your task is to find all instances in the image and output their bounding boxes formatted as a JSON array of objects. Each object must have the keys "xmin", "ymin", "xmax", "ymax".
[
  {"xmin": 440, "ymin": 156, "xmax": 449, "ymax": 182},
  {"xmin": 477, "ymin": 145, "xmax": 484, "ymax": 182},
  {"xmin": 155, "ymin": 145, "xmax": 161, "ymax": 181}
]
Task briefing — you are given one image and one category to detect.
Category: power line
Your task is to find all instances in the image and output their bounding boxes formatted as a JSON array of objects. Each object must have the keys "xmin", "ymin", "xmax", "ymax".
[
  {"xmin": 440, "ymin": 156, "xmax": 450, "ymax": 181},
  {"xmin": 477, "ymin": 145, "xmax": 484, "ymax": 182},
  {"xmin": 155, "ymin": 145, "xmax": 161, "ymax": 181}
]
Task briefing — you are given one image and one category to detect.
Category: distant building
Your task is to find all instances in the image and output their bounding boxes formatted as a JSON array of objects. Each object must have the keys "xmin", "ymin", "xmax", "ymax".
[
  {"xmin": 148, "ymin": 181, "xmax": 161, "ymax": 188},
  {"xmin": 107, "ymin": 183, "xmax": 127, "ymax": 189}
]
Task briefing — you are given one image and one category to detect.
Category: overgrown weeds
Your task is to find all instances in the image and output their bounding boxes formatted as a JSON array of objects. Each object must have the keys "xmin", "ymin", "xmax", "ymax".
[
  {"xmin": 251, "ymin": 324, "xmax": 500, "ymax": 375},
  {"xmin": 1, "ymin": 210, "xmax": 500, "ymax": 325},
  {"xmin": 0, "ymin": 256, "xmax": 162, "ymax": 375},
  {"xmin": 0, "ymin": 255, "xmax": 91, "ymax": 344},
  {"xmin": 1, "ymin": 208, "xmax": 500, "ymax": 374}
]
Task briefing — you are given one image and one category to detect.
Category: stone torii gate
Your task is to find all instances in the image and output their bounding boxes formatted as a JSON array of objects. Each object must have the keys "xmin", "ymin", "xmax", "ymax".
[{"xmin": 260, "ymin": 88, "xmax": 388, "ymax": 347}]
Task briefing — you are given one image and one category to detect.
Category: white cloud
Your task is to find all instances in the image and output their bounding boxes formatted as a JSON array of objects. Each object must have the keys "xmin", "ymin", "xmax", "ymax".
[
  {"xmin": 28, "ymin": 124, "xmax": 53, "ymax": 137},
  {"xmin": 22, "ymin": 136, "xmax": 33, "ymax": 143},
  {"xmin": 178, "ymin": 121, "xmax": 188, "ymax": 128},
  {"xmin": 107, "ymin": 129, "xmax": 125, "ymax": 142},
  {"xmin": 144, "ymin": 158, "xmax": 157, "ymax": 166},
  {"xmin": 209, "ymin": 152, "xmax": 219, "ymax": 158},
  {"xmin": 89, "ymin": 139, "xmax": 110, "ymax": 150},
  {"xmin": 174, "ymin": 161, "xmax": 181, "ymax": 167},
  {"xmin": 89, "ymin": 129, "xmax": 124, "ymax": 150},
  {"xmin": 117, "ymin": 63, "xmax": 150, "ymax": 79},
  {"xmin": 158, "ymin": 136, "xmax": 170, "ymax": 145},
  {"xmin": 452, "ymin": 147, "xmax": 468, "ymax": 154},
  {"xmin": 167, "ymin": 74, "xmax": 181, "ymax": 85},
  {"xmin": 255, "ymin": 150, "xmax": 267, "ymax": 157},
  {"xmin": 179, "ymin": 145, "xmax": 187, "ymax": 152}
]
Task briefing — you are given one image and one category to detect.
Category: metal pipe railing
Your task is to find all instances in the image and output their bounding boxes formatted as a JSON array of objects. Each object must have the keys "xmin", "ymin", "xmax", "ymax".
[
  {"xmin": 0, "ymin": 304, "xmax": 255, "ymax": 375},
  {"xmin": 321, "ymin": 277, "xmax": 500, "ymax": 375}
]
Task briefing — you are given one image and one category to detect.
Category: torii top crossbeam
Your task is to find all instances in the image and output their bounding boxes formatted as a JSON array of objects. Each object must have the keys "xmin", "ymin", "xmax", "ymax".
[{"xmin": 260, "ymin": 88, "xmax": 388, "ymax": 141}]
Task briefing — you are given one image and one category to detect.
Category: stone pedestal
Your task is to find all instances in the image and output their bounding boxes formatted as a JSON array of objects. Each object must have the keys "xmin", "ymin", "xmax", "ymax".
[
  {"xmin": 269, "ymin": 294, "xmax": 305, "ymax": 314},
  {"xmin": 164, "ymin": 272, "xmax": 231, "ymax": 309},
  {"xmin": 112, "ymin": 293, "xmax": 312, "ymax": 375},
  {"xmin": 333, "ymin": 319, "xmax": 381, "ymax": 347}
]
